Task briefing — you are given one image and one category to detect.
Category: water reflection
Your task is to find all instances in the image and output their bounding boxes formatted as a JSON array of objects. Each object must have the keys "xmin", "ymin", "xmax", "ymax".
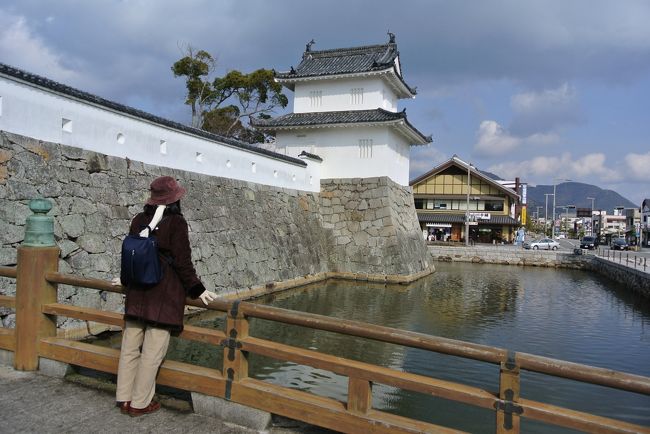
[{"xmin": 157, "ymin": 264, "xmax": 650, "ymax": 432}]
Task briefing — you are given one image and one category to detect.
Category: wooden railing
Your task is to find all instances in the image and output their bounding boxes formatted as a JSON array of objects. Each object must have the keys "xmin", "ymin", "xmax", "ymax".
[{"xmin": 1, "ymin": 256, "xmax": 650, "ymax": 433}]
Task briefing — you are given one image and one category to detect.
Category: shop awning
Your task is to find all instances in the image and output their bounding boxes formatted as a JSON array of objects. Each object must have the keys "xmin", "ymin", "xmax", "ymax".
[{"xmin": 417, "ymin": 212, "xmax": 518, "ymax": 226}]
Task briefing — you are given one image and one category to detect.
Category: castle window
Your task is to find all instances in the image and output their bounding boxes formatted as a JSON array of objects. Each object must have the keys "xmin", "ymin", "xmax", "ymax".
[
  {"xmin": 0, "ymin": 96, "xmax": 3, "ymax": 116},
  {"xmin": 62, "ymin": 118, "xmax": 72, "ymax": 133},
  {"xmin": 351, "ymin": 88, "xmax": 364, "ymax": 105},
  {"xmin": 160, "ymin": 140, "xmax": 167, "ymax": 155},
  {"xmin": 359, "ymin": 139, "xmax": 373, "ymax": 158},
  {"xmin": 309, "ymin": 90, "xmax": 322, "ymax": 108}
]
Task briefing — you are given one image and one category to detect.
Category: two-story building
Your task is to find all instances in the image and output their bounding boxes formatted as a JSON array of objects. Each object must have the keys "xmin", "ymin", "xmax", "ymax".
[
  {"xmin": 253, "ymin": 35, "xmax": 431, "ymax": 186},
  {"xmin": 410, "ymin": 156, "xmax": 520, "ymax": 243}
]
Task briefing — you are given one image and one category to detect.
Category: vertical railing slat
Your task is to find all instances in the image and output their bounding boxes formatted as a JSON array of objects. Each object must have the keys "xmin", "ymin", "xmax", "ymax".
[
  {"xmin": 347, "ymin": 377, "xmax": 372, "ymax": 414},
  {"xmin": 496, "ymin": 355, "xmax": 521, "ymax": 433}
]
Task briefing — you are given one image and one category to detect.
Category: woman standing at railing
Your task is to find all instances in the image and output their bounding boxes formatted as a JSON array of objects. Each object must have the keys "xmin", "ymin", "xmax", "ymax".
[{"xmin": 112, "ymin": 176, "xmax": 217, "ymax": 417}]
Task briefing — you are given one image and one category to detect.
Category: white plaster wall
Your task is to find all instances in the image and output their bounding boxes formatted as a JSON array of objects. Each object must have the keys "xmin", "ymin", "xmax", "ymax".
[
  {"xmin": 293, "ymin": 77, "xmax": 397, "ymax": 113},
  {"xmin": 0, "ymin": 75, "xmax": 320, "ymax": 192},
  {"xmin": 276, "ymin": 125, "xmax": 412, "ymax": 185}
]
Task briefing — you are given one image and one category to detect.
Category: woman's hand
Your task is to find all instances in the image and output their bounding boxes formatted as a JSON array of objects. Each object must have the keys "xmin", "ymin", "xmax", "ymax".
[
  {"xmin": 199, "ymin": 290, "xmax": 217, "ymax": 305},
  {"xmin": 111, "ymin": 277, "xmax": 123, "ymax": 286}
]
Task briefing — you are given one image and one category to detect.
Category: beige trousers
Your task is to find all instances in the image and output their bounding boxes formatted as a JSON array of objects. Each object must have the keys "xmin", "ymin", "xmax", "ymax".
[{"xmin": 115, "ymin": 320, "xmax": 171, "ymax": 409}]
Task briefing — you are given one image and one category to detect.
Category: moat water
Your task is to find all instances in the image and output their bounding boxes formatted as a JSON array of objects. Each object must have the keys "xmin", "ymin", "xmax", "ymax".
[{"xmin": 100, "ymin": 263, "xmax": 650, "ymax": 432}]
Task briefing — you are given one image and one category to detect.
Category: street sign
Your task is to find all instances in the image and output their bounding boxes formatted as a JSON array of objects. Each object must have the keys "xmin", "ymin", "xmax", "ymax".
[{"xmin": 467, "ymin": 222, "xmax": 478, "ymax": 226}]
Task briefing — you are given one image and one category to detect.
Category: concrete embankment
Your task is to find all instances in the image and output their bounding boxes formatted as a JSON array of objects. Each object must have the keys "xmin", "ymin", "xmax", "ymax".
[
  {"xmin": 428, "ymin": 244, "xmax": 589, "ymax": 268},
  {"xmin": 428, "ymin": 245, "xmax": 650, "ymax": 297}
]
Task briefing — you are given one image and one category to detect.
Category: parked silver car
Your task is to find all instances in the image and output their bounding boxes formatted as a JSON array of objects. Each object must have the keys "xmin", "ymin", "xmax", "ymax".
[{"xmin": 524, "ymin": 238, "xmax": 560, "ymax": 250}]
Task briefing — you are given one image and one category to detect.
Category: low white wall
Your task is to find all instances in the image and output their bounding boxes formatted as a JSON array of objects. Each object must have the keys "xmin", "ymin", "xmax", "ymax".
[{"xmin": 0, "ymin": 71, "xmax": 320, "ymax": 192}]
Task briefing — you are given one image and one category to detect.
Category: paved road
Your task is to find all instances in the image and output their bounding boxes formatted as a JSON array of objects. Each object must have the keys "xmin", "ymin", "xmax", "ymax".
[{"xmin": 0, "ymin": 365, "xmax": 332, "ymax": 434}]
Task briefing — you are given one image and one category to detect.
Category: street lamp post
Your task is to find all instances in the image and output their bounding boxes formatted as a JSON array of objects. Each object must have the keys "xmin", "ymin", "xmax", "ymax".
[
  {"xmin": 552, "ymin": 178, "xmax": 571, "ymax": 238},
  {"xmin": 587, "ymin": 197, "xmax": 595, "ymax": 235},
  {"xmin": 544, "ymin": 193, "xmax": 554, "ymax": 237},
  {"xmin": 557, "ymin": 205, "xmax": 575, "ymax": 236}
]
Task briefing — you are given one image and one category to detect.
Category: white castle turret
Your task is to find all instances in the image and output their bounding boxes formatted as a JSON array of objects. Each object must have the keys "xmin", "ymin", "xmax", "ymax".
[{"xmin": 253, "ymin": 34, "xmax": 431, "ymax": 186}]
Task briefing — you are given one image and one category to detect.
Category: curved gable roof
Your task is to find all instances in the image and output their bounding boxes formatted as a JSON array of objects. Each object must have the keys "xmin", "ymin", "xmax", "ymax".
[{"xmin": 275, "ymin": 42, "xmax": 416, "ymax": 98}]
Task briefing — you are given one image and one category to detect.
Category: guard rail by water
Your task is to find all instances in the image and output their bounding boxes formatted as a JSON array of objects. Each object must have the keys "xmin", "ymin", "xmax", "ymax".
[
  {"xmin": 597, "ymin": 248, "xmax": 648, "ymax": 273},
  {"xmin": 1, "ymin": 256, "xmax": 649, "ymax": 433}
]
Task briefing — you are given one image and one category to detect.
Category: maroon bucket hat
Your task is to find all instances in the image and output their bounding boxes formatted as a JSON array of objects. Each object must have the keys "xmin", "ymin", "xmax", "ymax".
[{"xmin": 146, "ymin": 176, "xmax": 187, "ymax": 205}]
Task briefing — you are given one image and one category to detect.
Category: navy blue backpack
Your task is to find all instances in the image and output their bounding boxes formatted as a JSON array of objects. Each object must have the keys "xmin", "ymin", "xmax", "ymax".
[{"xmin": 120, "ymin": 226, "xmax": 164, "ymax": 287}]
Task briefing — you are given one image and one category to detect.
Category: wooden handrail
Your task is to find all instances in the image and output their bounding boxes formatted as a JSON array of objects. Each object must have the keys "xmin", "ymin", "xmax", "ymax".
[
  {"xmin": 0, "ymin": 265, "xmax": 17, "ymax": 279},
  {"xmin": 45, "ymin": 272, "xmax": 124, "ymax": 294},
  {"xmin": 42, "ymin": 271, "xmax": 650, "ymax": 396},
  {"xmin": 517, "ymin": 352, "xmax": 650, "ymax": 395},
  {"xmin": 15, "ymin": 269, "xmax": 649, "ymax": 432},
  {"xmin": 238, "ymin": 302, "xmax": 507, "ymax": 364},
  {"xmin": 242, "ymin": 336, "xmax": 499, "ymax": 410}
]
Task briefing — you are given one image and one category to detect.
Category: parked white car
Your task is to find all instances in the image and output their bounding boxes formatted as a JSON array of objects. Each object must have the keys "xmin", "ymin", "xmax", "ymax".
[{"xmin": 524, "ymin": 238, "xmax": 560, "ymax": 250}]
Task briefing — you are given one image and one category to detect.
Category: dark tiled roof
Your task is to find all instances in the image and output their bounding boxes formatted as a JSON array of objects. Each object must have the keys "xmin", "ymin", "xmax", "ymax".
[
  {"xmin": 251, "ymin": 109, "xmax": 431, "ymax": 144},
  {"xmin": 417, "ymin": 213, "xmax": 518, "ymax": 226},
  {"xmin": 418, "ymin": 213, "xmax": 465, "ymax": 223},
  {"xmin": 0, "ymin": 62, "xmax": 306, "ymax": 167},
  {"xmin": 276, "ymin": 42, "xmax": 416, "ymax": 95}
]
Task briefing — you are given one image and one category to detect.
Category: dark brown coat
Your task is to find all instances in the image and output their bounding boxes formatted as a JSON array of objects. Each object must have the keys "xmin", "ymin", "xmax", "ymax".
[{"xmin": 124, "ymin": 212, "xmax": 205, "ymax": 332}]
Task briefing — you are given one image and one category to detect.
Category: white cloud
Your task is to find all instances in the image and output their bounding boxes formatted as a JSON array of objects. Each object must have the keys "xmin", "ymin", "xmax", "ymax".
[
  {"xmin": 624, "ymin": 151, "xmax": 650, "ymax": 181},
  {"xmin": 488, "ymin": 152, "xmax": 620, "ymax": 182},
  {"xmin": 410, "ymin": 146, "xmax": 448, "ymax": 176},
  {"xmin": 511, "ymin": 83, "xmax": 575, "ymax": 112},
  {"xmin": 0, "ymin": 11, "xmax": 78, "ymax": 83},
  {"xmin": 509, "ymin": 83, "xmax": 582, "ymax": 136},
  {"xmin": 474, "ymin": 120, "xmax": 521, "ymax": 157}
]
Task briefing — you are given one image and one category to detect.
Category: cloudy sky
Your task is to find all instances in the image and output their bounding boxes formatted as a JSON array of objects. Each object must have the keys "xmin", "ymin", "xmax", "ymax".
[{"xmin": 1, "ymin": 1, "xmax": 649, "ymax": 203}]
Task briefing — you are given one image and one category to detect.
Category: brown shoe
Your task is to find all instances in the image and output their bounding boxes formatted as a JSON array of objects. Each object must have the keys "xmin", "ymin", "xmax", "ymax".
[
  {"xmin": 128, "ymin": 401, "xmax": 161, "ymax": 417},
  {"xmin": 116, "ymin": 401, "xmax": 130, "ymax": 414}
]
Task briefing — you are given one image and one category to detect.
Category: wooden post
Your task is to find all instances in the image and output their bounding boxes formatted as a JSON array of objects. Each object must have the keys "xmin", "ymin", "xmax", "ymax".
[
  {"xmin": 348, "ymin": 377, "xmax": 372, "ymax": 414},
  {"xmin": 496, "ymin": 354, "xmax": 521, "ymax": 433},
  {"xmin": 14, "ymin": 199, "xmax": 60, "ymax": 371},
  {"xmin": 222, "ymin": 301, "xmax": 249, "ymax": 400}
]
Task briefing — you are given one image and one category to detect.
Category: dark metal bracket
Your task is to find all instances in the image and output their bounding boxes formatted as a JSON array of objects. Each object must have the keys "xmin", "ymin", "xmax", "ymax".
[
  {"xmin": 224, "ymin": 367, "xmax": 234, "ymax": 400},
  {"xmin": 221, "ymin": 328, "xmax": 242, "ymax": 362},
  {"xmin": 505, "ymin": 350, "xmax": 517, "ymax": 370},
  {"xmin": 494, "ymin": 389, "xmax": 523, "ymax": 430},
  {"xmin": 230, "ymin": 300, "xmax": 241, "ymax": 318}
]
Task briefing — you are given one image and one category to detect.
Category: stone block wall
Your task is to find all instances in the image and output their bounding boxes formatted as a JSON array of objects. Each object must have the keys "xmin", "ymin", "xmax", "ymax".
[
  {"xmin": 0, "ymin": 131, "xmax": 432, "ymax": 332},
  {"xmin": 320, "ymin": 178, "xmax": 432, "ymax": 276}
]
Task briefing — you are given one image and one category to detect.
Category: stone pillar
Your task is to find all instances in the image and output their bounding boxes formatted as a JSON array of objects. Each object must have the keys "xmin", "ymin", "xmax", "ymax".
[{"xmin": 14, "ymin": 199, "xmax": 60, "ymax": 371}]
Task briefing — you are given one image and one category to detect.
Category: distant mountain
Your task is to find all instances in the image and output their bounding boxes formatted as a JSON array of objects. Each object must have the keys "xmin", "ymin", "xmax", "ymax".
[{"xmin": 525, "ymin": 182, "xmax": 637, "ymax": 214}]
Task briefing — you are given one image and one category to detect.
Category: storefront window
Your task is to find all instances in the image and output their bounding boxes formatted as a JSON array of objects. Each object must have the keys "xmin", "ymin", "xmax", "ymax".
[{"xmin": 484, "ymin": 200, "xmax": 504, "ymax": 211}]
